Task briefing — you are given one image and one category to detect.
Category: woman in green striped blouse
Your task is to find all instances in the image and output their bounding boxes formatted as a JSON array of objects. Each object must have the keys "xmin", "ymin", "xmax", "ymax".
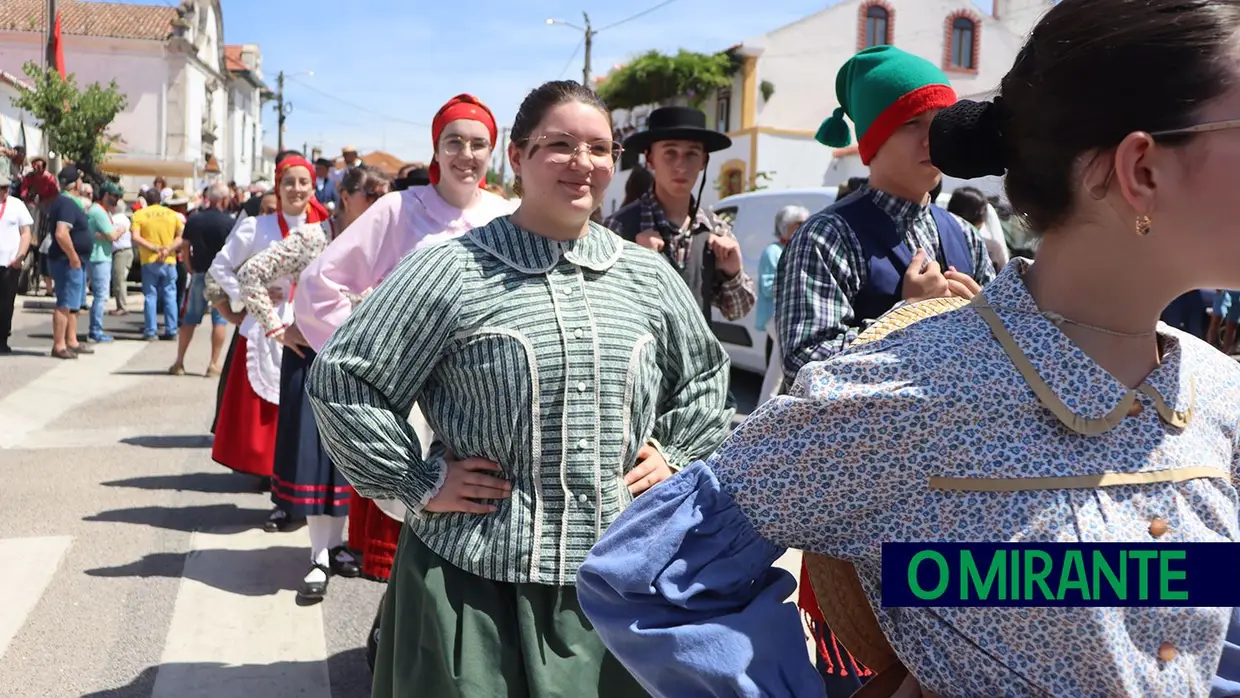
[{"xmin": 306, "ymin": 80, "xmax": 735, "ymax": 697}]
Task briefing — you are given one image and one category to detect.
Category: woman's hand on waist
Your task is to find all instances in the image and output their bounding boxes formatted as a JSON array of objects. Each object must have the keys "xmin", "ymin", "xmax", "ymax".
[{"xmin": 424, "ymin": 450, "xmax": 512, "ymax": 514}]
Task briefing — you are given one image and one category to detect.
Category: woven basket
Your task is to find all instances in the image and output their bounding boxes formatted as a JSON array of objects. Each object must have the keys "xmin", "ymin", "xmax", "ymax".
[{"xmin": 803, "ymin": 296, "xmax": 970, "ymax": 689}]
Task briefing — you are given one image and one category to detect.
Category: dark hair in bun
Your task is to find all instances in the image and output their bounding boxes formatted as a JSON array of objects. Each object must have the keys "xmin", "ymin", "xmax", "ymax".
[{"xmin": 930, "ymin": 0, "xmax": 1240, "ymax": 234}]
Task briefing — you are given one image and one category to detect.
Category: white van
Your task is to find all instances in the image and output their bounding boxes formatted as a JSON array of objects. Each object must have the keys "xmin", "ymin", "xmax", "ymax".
[{"xmin": 710, "ymin": 187, "xmax": 839, "ymax": 374}]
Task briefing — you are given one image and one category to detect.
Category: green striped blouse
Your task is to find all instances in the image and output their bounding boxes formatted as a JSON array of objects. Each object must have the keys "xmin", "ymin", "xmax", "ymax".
[{"xmin": 306, "ymin": 216, "xmax": 734, "ymax": 585}]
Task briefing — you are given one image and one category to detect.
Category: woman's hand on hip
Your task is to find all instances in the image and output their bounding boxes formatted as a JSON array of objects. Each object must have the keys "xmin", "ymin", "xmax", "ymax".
[
  {"xmin": 424, "ymin": 450, "xmax": 512, "ymax": 514},
  {"xmin": 626, "ymin": 444, "xmax": 673, "ymax": 496}
]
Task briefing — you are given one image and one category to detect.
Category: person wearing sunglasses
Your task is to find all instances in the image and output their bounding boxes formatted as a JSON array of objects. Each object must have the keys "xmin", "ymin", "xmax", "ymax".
[
  {"xmin": 305, "ymin": 80, "xmax": 733, "ymax": 697},
  {"xmin": 336, "ymin": 165, "xmax": 391, "ymax": 232}
]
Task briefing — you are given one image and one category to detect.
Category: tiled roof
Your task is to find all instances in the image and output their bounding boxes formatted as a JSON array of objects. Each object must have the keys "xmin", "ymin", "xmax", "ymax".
[
  {"xmin": 359, "ymin": 151, "xmax": 407, "ymax": 177},
  {"xmin": 0, "ymin": 0, "xmax": 179, "ymax": 41},
  {"xmin": 224, "ymin": 45, "xmax": 246, "ymax": 73}
]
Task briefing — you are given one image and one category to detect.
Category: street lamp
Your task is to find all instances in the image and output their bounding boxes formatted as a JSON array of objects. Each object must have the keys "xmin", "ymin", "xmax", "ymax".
[{"xmin": 546, "ymin": 13, "xmax": 595, "ymax": 87}]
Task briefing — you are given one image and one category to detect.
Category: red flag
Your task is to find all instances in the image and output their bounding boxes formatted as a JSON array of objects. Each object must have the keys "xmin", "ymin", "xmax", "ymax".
[{"xmin": 51, "ymin": 12, "xmax": 65, "ymax": 79}]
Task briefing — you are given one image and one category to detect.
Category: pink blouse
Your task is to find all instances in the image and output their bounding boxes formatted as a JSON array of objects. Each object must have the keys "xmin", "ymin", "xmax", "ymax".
[{"xmin": 295, "ymin": 185, "xmax": 516, "ymax": 351}]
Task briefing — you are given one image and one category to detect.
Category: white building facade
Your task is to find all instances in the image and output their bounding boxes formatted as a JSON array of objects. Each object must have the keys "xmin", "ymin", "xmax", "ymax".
[
  {"xmin": 0, "ymin": 0, "xmax": 266, "ymax": 192},
  {"xmin": 601, "ymin": 0, "xmax": 1054, "ymax": 213}
]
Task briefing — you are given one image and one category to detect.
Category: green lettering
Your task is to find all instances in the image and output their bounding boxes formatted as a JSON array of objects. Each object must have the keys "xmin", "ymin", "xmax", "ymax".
[
  {"xmin": 962, "ymin": 550, "xmax": 1004, "ymax": 601},
  {"xmin": 1057, "ymin": 550, "xmax": 1090, "ymax": 601},
  {"xmin": 1159, "ymin": 550, "xmax": 1188, "ymax": 601},
  {"xmin": 1092, "ymin": 550, "xmax": 1126, "ymax": 600},
  {"xmin": 1023, "ymin": 550, "xmax": 1055, "ymax": 600},
  {"xmin": 1010, "ymin": 546, "xmax": 1019, "ymax": 600},
  {"xmin": 908, "ymin": 551, "xmax": 949, "ymax": 600},
  {"xmin": 1129, "ymin": 550, "xmax": 1158, "ymax": 601}
]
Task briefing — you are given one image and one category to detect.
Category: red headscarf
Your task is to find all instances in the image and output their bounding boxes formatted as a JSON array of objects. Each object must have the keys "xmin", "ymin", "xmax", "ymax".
[
  {"xmin": 428, "ymin": 94, "xmax": 498, "ymax": 190},
  {"xmin": 274, "ymin": 155, "xmax": 331, "ymax": 238}
]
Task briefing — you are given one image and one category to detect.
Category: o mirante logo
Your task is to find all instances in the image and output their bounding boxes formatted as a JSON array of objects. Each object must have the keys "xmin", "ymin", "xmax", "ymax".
[{"xmin": 881, "ymin": 543, "xmax": 1240, "ymax": 607}]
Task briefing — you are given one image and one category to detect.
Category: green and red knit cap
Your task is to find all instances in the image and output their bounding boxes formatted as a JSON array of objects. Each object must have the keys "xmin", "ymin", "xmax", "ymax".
[{"xmin": 816, "ymin": 45, "xmax": 957, "ymax": 165}]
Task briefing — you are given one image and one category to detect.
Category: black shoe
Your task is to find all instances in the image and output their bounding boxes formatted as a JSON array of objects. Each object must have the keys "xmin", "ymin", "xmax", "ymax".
[
  {"xmin": 296, "ymin": 563, "xmax": 330, "ymax": 603},
  {"xmin": 329, "ymin": 545, "xmax": 361, "ymax": 578},
  {"xmin": 0, "ymin": 344, "xmax": 11, "ymax": 354},
  {"xmin": 159, "ymin": 333, "xmax": 177, "ymax": 341},
  {"xmin": 262, "ymin": 506, "xmax": 303, "ymax": 533}
]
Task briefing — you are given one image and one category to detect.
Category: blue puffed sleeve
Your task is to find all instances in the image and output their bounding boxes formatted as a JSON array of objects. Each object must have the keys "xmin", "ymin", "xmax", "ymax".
[{"xmin": 576, "ymin": 460, "xmax": 825, "ymax": 698}]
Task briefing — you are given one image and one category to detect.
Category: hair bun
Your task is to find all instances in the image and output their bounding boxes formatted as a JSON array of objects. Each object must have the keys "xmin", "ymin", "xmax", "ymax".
[{"xmin": 929, "ymin": 99, "xmax": 1007, "ymax": 179}]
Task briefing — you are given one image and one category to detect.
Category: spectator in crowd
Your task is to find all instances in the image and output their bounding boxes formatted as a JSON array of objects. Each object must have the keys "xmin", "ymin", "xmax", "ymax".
[
  {"xmin": 170, "ymin": 182, "xmax": 234, "ymax": 376},
  {"xmin": 0, "ymin": 172, "xmax": 34, "ymax": 354}
]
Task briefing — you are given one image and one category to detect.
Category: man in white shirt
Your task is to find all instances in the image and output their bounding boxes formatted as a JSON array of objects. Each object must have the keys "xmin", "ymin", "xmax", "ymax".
[{"xmin": 0, "ymin": 173, "xmax": 34, "ymax": 353}]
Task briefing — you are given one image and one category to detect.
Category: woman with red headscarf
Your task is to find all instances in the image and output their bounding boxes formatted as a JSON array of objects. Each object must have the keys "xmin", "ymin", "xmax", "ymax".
[
  {"xmin": 234, "ymin": 156, "xmax": 360, "ymax": 601},
  {"xmin": 207, "ymin": 157, "xmax": 329, "ymax": 535},
  {"xmin": 294, "ymin": 95, "xmax": 515, "ymax": 586}
]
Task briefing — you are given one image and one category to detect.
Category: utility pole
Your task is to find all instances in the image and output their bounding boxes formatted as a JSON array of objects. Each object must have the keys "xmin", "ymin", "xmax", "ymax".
[
  {"xmin": 276, "ymin": 70, "xmax": 287, "ymax": 155},
  {"xmin": 582, "ymin": 12, "xmax": 595, "ymax": 88},
  {"xmin": 45, "ymin": 0, "xmax": 56, "ymax": 69}
]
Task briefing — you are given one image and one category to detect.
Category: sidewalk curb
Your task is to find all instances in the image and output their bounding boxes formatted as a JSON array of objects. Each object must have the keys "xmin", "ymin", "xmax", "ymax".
[{"xmin": 22, "ymin": 293, "xmax": 145, "ymax": 312}]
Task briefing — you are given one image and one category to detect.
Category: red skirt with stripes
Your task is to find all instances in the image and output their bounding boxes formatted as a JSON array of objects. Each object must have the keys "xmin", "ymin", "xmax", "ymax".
[
  {"xmin": 347, "ymin": 493, "xmax": 403, "ymax": 581},
  {"xmin": 211, "ymin": 335, "xmax": 278, "ymax": 477}
]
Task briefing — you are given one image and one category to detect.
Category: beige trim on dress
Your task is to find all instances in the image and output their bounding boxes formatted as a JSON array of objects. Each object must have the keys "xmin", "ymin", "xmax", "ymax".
[
  {"xmin": 930, "ymin": 466, "xmax": 1227, "ymax": 492},
  {"xmin": 969, "ymin": 294, "xmax": 1194, "ymax": 435}
]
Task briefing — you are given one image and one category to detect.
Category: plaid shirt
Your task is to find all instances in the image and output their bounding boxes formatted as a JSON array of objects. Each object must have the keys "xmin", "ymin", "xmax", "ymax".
[
  {"xmin": 774, "ymin": 185, "xmax": 995, "ymax": 387},
  {"xmin": 606, "ymin": 190, "xmax": 755, "ymax": 322}
]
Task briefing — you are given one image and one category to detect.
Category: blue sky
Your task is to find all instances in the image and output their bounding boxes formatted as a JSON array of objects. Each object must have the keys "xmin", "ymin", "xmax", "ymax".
[{"xmin": 123, "ymin": 0, "xmax": 993, "ymax": 164}]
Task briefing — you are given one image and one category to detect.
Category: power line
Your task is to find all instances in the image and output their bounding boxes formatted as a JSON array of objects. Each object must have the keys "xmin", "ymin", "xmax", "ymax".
[
  {"xmin": 285, "ymin": 75, "xmax": 431, "ymax": 128},
  {"xmin": 597, "ymin": 0, "xmax": 682, "ymax": 33},
  {"xmin": 558, "ymin": 39, "xmax": 584, "ymax": 80}
]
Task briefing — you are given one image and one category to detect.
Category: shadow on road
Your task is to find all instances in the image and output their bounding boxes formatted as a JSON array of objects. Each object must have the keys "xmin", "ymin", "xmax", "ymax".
[
  {"xmin": 119, "ymin": 434, "xmax": 213, "ymax": 449},
  {"xmin": 79, "ymin": 648, "xmax": 371, "ymax": 698},
  {"xmin": 84, "ymin": 504, "xmax": 270, "ymax": 532},
  {"xmin": 102, "ymin": 471, "xmax": 264, "ymax": 494},
  {"xmin": 84, "ymin": 546, "xmax": 310, "ymax": 596}
]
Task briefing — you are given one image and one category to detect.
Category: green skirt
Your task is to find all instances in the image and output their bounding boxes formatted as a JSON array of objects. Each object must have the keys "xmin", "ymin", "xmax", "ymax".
[{"xmin": 373, "ymin": 531, "xmax": 648, "ymax": 698}]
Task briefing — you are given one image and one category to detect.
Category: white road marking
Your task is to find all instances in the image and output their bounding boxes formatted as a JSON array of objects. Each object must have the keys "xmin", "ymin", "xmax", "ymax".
[
  {"xmin": 151, "ymin": 527, "xmax": 331, "ymax": 698},
  {"xmin": 0, "ymin": 536, "xmax": 73, "ymax": 660},
  {"xmin": 0, "ymin": 341, "xmax": 149, "ymax": 449}
]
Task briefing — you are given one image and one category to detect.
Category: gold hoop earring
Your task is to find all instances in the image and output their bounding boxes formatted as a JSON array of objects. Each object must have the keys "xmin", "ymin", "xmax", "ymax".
[{"xmin": 1135, "ymin": 214, "xmax": 1152, "ymax": 236}]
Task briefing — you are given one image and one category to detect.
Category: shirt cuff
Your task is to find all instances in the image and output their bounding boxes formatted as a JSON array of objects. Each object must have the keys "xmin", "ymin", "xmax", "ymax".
[
  {"xmin": 719, "ymin": 270, "xmax": 746, "ymax": 291},
  {"xmin": 402, "ymin": 454, "xmax": 448, "ymax": 519}
]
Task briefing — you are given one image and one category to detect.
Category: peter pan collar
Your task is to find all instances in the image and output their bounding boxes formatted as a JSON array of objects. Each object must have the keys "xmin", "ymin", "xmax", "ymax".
[
  {"xmin": 467, "ymin": 216, "xmax": 623, "ymax": 274},
  {"xmin": 975, "ymin": 259, "xmax": 1195, "ymax": 434}
]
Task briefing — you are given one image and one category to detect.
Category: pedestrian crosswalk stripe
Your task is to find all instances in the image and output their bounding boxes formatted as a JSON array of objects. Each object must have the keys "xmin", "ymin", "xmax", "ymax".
[
  {"xmin": 152, "ymin": 527, "xmax": 332, "ymax": 698},
  {"xmin": 0, "ymin": 341, "xmax": 149, "ymax": 449},
  {"xmin": 0, "ymin": 536, "xmax": 73, "ymax": 661}
]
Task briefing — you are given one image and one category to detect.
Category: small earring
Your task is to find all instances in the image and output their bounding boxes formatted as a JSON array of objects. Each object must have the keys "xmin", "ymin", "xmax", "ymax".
[{"xmin": 1135, "ymin": 214, "xmax": 1152, "ymax": 236}]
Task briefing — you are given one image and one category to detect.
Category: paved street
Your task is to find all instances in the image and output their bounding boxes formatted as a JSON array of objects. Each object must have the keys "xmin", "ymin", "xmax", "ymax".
[{"xmin": 0, "ymin": 294, "xmax": 769, "ymax": 697}]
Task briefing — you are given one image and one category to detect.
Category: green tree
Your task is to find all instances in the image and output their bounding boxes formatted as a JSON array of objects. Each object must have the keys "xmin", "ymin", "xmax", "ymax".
[
  {"xmin": 486, "ymin": 168, "xmax": 502, "ymax": 186},
  {"xmin": 596, "ymin": 49, "xmax": 740, "ymax": 111},
  {"xmin": 10, "ymin": 60, "xmax": 128, "ymax": 181}
]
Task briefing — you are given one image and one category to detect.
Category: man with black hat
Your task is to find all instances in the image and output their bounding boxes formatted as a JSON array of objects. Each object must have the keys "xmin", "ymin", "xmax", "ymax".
[
  {"xmin": 605, "ymin": 106, "xmax": 755, "ymax": 324},
  {"xmin": 45, "ymin": 165, "xmax": 96, "ymax": 358}
]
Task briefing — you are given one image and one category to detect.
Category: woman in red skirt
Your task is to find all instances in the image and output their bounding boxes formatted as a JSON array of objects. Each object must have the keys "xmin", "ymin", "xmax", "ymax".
[{"xmin": 207, "ymin": 158, "xmax": 320, "ymax": 533}]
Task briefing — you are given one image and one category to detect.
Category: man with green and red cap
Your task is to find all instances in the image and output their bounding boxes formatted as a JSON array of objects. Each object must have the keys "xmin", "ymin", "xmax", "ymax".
[
  {"xmin": 774, "ymin": 45, "xmax": 996, "ymax": 695},
  {"xmin": 777, "ymin": 45, "xmax": 994, "ymax": 388}
]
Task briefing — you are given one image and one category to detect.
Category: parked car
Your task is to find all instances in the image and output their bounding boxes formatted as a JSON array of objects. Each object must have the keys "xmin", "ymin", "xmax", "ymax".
[{"xmin": 710, "ymin": 187, "xmax": 840, "ymax": 374}]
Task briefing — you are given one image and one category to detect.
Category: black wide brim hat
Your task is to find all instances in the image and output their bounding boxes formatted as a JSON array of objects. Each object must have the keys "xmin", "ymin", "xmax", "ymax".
[{"xmin": 623, "ymin": 106, "xmax": 733, "ymax": 154}]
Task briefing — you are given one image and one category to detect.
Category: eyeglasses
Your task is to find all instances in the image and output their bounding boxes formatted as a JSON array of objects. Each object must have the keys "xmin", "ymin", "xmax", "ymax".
[
  {"xmin": 526, "ymin": 132, "xmax": 622, "ymax": 167},
  {"xmin": 1151, "ymin": 118, "xmax": 1240, "ymax": 139},
  {"xmin": 440, "ymin": 136, "xmax": 492, "ymax": 157}
]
